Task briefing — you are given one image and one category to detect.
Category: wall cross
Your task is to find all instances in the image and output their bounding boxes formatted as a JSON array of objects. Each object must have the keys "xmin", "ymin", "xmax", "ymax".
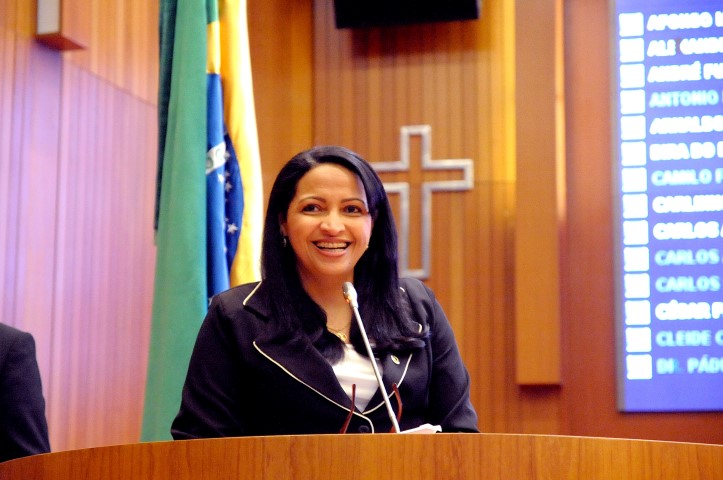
[{"xmin": 371, "ymin": 125, "xmax": 474, "ymax": 279}]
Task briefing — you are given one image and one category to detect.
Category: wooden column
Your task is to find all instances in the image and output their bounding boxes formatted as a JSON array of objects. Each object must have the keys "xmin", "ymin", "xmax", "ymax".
[{"xmin": 514, "ymin": 0, "xmax": 565, "ymax": 385}]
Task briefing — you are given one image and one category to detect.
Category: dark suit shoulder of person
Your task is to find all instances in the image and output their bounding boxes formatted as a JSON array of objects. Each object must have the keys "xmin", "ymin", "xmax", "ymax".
[{"xmin": 0, "ymin": 323, "xmax": 51, "ymax": 463}]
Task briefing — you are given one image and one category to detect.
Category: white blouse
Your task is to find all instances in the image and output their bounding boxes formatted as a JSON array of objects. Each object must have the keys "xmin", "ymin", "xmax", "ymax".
[{"xmin": 331, "ymin": 343, "xmax": 381, "ymax": 411}]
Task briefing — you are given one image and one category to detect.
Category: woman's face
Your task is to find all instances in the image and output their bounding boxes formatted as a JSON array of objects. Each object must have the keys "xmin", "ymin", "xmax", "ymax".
[{"xmin": 281, "ymin": 163, "xmax": 373, "ymax": 287}]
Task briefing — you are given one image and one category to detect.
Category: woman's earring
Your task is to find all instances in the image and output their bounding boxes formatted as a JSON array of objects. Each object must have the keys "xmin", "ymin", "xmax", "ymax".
[{"xmin": 282, "ymin": 235, "xmax": 288, "ymax": 248}]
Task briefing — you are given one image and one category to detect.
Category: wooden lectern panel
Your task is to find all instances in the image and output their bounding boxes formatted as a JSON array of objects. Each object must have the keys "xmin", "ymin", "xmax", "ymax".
[{"xmin": 1, "ymin": 434, "xmax": 721, "ymax": 479}]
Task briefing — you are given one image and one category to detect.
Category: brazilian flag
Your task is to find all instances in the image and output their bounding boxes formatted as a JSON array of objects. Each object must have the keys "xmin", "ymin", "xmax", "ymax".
[{"xmin": 142, "ymin": 0, "xmax": 262, "ymax": 441}]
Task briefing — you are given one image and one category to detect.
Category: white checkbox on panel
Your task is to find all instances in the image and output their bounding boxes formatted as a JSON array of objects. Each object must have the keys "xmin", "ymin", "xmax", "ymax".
[
  {"xmin": 621, "ymin": 142, "xmax": 647, "ymax": 167},
  {"xmin": 620, "ymin": 38, "xmax": 645, "ymax": 63},
  {"xmin": 623, "ymin": 220, "xmax": 649, "ymax": 246},
  {"xmin": 621, "ymin": 115, "xmax": 647, "ymax": 141},
  {"xmin": 626, "ymin": 327, "xmax": 652, "ymax": 353},
  {"xmin": 623, "ymin": 246, "xmax": 650, "ymax": 272},
  {"xmin": 625, "ymin": 300, "xmax": 651, "ymax": 325},
  {"xmin": 619, "ymin": 13, "xmax": 644, "ymax": 37},
  {"xmin": 626, "ymin": 354, "xmax": 653, "ymax": 380},
  {"xmin": 622, "ymin": 193, "xmax": 648, "ymax": 219},
  {"xmin": 621, "ymin": 167, "xmax": 648, "ymax": 193},
  {"xmin": 624, "ymin": 273, "xmax": 650, "ymax": 299},
  {"xmin": 620, "ymin": 89, "xmax": 646, "ymax": 115},
  {"xmin": 620, "ymin": 64, "xmax": 646, "ymax": 89}
]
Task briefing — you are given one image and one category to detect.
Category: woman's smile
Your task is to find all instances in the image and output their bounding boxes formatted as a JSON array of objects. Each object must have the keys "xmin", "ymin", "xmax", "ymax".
[{"xmin": 313, "ymin": 240, "xmax": 351, "ymax": 252}]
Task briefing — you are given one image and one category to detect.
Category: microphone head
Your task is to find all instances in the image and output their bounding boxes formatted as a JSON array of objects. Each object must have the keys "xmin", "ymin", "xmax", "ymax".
[{"xmin": 342, "ymin": 282, "xmax": 359, "ymax": 308}]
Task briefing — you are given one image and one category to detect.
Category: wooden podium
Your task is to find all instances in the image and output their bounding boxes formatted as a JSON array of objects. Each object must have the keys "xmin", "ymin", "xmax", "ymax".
[{"xmin": 1, "ymin": 433, "xmax": 721, "ymax": 479}]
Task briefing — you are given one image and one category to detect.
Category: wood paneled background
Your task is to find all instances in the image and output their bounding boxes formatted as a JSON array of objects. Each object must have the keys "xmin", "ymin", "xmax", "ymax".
[
  {"xmin": 1, "ymin": 0, "xmax": 721, "ymax": 454},
  {"xmin": 311, "ymin": 0, "xmax": 517, "ymax": 434},
  {"xmin": 1, "ymin": 0, "xmax": 157, "ymax": 451}
]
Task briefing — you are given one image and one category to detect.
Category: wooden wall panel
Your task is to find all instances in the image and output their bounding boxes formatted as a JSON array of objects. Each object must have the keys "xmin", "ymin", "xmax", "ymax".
[
  {"xmin": 312, "ymin": 0, "xmax": 519, "ymax": 434},
  {"xmin": 64, "ymin": 0, "xmax": 158, "ymax": 103},
  {"xmin": 1, "ymin": 0, "xmax": 157, "ymax": 451},
  {"xmin": 563, "ymin": 0, "xmax": 723, "ymax": 444},
  {"xmin": 7, "ymin": 36, "xmax": 63, "ymax": 383},
  {"xmin": 248, "ymin": 0, "xmax": 313, "ymax": 193},
  {"xmin": 45, "ymin": 63, "xmax": 157, "ymax": 450},
  {"xmin": 312, "ymin": 0, "xmax": 723, "ymax": 443},
  {"xmin": 0, "ymin": 7, "xmax": 18, "ymax": 328},
  {"xmin": 514, "ymin": 0, "xmax": 563, "ymax": 386},
  {"xmin": 1, "ymin": 0, "xmax": 312, "ymax": 453}
]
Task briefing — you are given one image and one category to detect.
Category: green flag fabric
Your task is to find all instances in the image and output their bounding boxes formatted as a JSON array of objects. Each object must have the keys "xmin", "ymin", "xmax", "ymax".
[{"xmin": 141, "ymin": 0, "xmax": 208, "ymax": 441}]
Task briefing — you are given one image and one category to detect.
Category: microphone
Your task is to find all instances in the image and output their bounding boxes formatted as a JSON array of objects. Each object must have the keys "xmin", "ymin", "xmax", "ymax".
[{"xmin": 342, "ymin": 282, "xmax": 401, "ymax": 433}]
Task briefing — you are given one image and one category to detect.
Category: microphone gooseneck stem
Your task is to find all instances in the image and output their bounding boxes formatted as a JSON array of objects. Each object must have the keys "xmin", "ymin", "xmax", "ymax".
[{"xmin": 342, "ymin": 282, "xmax": 401, "ymax": 433}]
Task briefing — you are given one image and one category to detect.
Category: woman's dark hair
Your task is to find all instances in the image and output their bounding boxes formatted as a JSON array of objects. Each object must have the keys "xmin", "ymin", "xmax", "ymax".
[{"xmin": 261, "ymin": 146, "xmax": 425, "ymax": 361}]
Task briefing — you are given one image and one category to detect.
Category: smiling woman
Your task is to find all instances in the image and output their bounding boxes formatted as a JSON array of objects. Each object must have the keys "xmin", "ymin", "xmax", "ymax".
[
  {"xmin": 282, "ymin": 163, "xmax": 373, "ymax": 300},
  {"xmin": 170, "ymin": 146, "xmax": 478, "ymax": 437}
]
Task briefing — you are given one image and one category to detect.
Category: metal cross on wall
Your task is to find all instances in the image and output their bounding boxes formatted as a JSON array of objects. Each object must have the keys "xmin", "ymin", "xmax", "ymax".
[{"xmin": 371, "ymin": 125, "xmax": 474, "ymax": 280}]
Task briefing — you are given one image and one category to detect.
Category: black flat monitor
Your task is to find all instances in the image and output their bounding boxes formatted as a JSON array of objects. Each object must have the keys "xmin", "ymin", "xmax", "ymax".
[{"xmin": 333, "ymin": 0, "xmax": 481, "ymax": 29}]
